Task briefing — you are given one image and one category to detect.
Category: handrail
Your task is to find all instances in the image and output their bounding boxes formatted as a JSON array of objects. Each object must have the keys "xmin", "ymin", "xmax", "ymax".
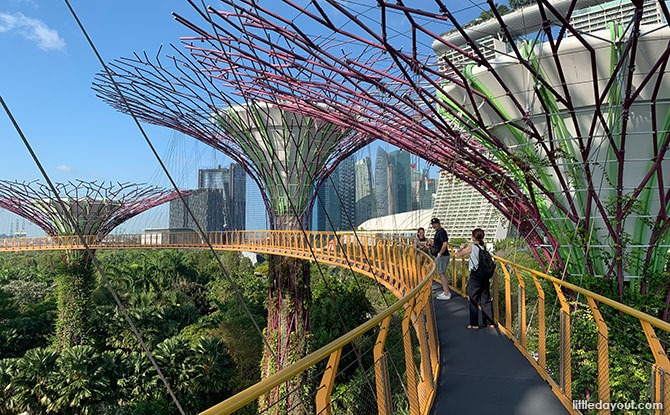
[
  {"xmin": 200, "ymin": 269, "xmax": 434, "ymax": 415},
  {"xmin": 495, "ymin": 256, "xmax": 670, "ymax": 333},
  {"xmin": 448, "ymin": 251, "xmax": 670, "ymax": 414},
  {"xmin": 0, "ymin": 231, "xmax": 440, "ymax": 414},
  {"xmin": 2, "ymin": 232, "xmax": 669, "ymax": 413}
]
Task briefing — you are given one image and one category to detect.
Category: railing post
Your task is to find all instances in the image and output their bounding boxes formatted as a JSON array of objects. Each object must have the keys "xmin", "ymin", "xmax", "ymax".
[
  {"xmin": 641, "ymin": 320, "xmax": 670, "ymax": 414},
  {"xmin": 460, "ymin": 257, "xmax": 467, "ymax": 294},
  {"xmin": 501, "ymin": 263, "xmax": 513, "ymax": 332},
  {"xmin": 450, "ymin": 251, "xmax": 457, "ymax": 289},
  {"xmin": 586, "ymin": 297, "xmax": 610, "ymax": 415},
  {"xmin": 554, "ymin": 283, "xmax": 571, "ymax": 401},
  {"xmin": 514, "ymin": 268, "xmax": 526, "ymax": 348},
  {"xmin": 374, "ymin": 316, "xmax": 393, "ymax": 415},
  {"xmin": 315, "ymin": 349, "xmax": 341, "ymax": 415},
  {"xmin": 531, "ymin": 275, "xmax": 546, "ymax": 369},
  {"xmin": 403, "ymin": 303, "xmax": 420, "ymax": 415},
  {"xmin": 491, "ymin": 267, "xmax": 499, "ymax": 323}
]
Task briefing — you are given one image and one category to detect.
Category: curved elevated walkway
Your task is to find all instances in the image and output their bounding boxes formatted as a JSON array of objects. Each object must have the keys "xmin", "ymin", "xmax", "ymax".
[
  {"xmin": 2, "ymin": 232, "xmax": 668, "ymax": 414},
  {"xmin": 431, "ymin": 285, "xmax": 567, "ymax": 415}
]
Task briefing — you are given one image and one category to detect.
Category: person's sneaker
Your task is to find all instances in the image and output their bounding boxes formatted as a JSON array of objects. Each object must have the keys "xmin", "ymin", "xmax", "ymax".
[{"xmin": 436, "ymin": 292, "xmax": 452, "ymax": 300}]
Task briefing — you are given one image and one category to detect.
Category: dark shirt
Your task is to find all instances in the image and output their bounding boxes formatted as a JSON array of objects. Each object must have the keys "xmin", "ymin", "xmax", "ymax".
[{"xmin": 432, "ymin": 228, "xmax": 449, "ymax": 256}]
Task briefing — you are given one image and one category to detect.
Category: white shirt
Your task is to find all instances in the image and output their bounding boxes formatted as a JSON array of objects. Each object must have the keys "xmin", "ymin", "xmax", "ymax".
[{"xmin": 468, "ymin": 243, "xmax": 481, "ymax": 271}]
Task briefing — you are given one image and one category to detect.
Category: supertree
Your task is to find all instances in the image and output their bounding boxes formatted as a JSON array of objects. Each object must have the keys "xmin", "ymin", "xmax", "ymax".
[
  {"xmin": 92, "ymin": 16, "xmax": 375, "ymax": 412},
  {"xmin": 149, "ymin": 0, "xmax": 670, "ymax": 311},
  {"xmin": 0, "ymin": 179, "xmax": 185, "ymax": 349}
]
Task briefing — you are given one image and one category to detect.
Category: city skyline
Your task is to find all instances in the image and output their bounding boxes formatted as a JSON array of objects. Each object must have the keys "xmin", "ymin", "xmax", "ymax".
[{"xmin": 0, "ymin": 141, "xmax": 439, "ymax": 237}]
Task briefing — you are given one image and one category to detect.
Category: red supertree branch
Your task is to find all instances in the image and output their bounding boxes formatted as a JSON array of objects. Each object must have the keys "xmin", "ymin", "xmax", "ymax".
[{"xmin": 0, "ymin": 180, "xmax": 187, "ymax": 237}]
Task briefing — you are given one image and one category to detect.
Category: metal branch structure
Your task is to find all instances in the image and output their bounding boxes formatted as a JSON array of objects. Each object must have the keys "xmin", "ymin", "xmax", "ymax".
[
  {"xmin": 106, "ymin": 0, "xmax": 670, "ymax": 309},
  {"xmin": 0, "ymin": 179, "xmax": 185, "ymax": 348},
  {"xmin": 92, "ymin": 11, "xmax": 378, "ymax": 411},
  {"xmin": 92, "ymin": 47, "xmax": 369, "ymax": 231},
  {"xmin": 0, "ymin": 180, "xmax": 184, "ymax": 238},
  {"xmin": 90, "ymin": 0, "xmax": 670, "ymax": 406}
]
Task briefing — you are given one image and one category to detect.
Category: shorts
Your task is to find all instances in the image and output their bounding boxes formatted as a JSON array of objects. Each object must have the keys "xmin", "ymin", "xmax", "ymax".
[{"xmin": 436, "ymin": 254, "xmax": 450, "ymax": 275}]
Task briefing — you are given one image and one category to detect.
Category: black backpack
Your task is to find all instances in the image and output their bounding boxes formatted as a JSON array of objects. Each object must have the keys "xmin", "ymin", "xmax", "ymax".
[{"xmin": 474, "ymin": 244, "xmax": 496, "ymax": 280}]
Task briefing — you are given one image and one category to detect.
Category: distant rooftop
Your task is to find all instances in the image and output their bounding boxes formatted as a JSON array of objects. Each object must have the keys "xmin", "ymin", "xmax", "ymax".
[{"xmin": 432, "ymin": 0, "xmax": 603, "ymax": 54}]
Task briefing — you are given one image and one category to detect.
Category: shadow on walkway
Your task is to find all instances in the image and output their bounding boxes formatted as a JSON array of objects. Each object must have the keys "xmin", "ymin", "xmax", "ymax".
[{"xmin": 430, "ymin": 285, "xmax": 569, "ymax": 415}]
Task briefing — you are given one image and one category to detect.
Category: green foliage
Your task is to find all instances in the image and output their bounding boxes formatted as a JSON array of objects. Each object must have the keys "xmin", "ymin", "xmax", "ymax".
[
  {"xmin": 8, "ymin": 347, "xmax": 59, "ymax": 413},
  {"xmin": 509, "ymin": 0, "xmax": 534, "ymax": 8},
  {"xmin": 330, "ymin": 370, "xmax": 372, "ymax": 414},
  {"xmin": 311, "ymin": 268, "xmax": 374, "ymax": 346},
  {"xmin": 0, "ymin": 297, "xmax": 56, "ymax": 357},
  {"xmin": 1, "ymin": 241, "xmax": 664, "ymax": 414}
]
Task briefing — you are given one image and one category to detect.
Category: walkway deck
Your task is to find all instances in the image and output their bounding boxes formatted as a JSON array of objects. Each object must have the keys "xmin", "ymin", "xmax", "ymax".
[{"xmin": 430, "ymin": 285, "xmax": 569, "ymax": 415}]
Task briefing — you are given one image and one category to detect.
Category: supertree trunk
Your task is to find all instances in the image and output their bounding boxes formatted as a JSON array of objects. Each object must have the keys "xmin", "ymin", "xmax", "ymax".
[
  {"xmin": 55, "ymin": 249, "xmax": 95, "ymax": 350},
  {"xmin": 0, "ymin": 180, "xmax": 184, "ymax": 348},
  {"xmin": 260, "ymin": 252, "xmax": 312, "ymax": 414}
]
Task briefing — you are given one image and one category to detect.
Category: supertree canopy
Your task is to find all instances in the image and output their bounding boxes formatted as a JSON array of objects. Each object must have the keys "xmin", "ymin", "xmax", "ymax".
[
  {"xmin": 108, "ymin": 0, "xmax": 670, "ymax": 310},
  {"xmin": 92, "ymin": 7, "xmax": 378, "ymax": 411},
  {"xmin": 0, "ymin": 179, "xmax": 184, "ymax": 238},
  {"xmin": 0, "ymin": 179, "xmax": 185, "ymax": 348},
  {"xmin": 93, "ymin": 47, "xmax": 369, "ymax": 231},
  {"xmin": 90, "ymin": 3, "xmax": 670, "ymax": 406}
]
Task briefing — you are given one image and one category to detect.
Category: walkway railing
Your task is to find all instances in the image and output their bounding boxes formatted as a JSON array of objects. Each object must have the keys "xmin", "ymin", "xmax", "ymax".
[
  {"xmin": 2, "ymin": 232, "xmax": 669, "ymax": 414},
  {"xmin": 0, "ymin": 231, "xmax": 440, "ymax": 414},
  {"xmin": 449, "ymin": 254, "xmax": 670, "ymax": 414}
]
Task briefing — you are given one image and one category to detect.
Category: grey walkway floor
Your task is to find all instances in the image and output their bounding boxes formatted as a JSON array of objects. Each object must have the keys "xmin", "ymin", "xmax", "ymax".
[{"xmin": 430, "ymin": 285, "xmax": 570, "ymax": 415}]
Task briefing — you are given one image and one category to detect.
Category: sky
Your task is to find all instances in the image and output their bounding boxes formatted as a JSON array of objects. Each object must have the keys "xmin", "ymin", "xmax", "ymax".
[{"xmin": 0, "ymin": 0, "xmax": 481, "ymax": 236}]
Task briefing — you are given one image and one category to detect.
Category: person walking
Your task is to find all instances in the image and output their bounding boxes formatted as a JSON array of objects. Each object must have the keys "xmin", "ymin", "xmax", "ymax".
[
  {"xmin": 430, "ymin": 218, "xmax": 452, "ymax": 300},
  {"xmin": 456, "ymin": 228, "xmax": 495, "ymax": 329}
]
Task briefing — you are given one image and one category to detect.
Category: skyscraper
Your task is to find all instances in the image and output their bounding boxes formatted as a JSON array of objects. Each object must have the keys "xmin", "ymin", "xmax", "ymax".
[
  {"xmin": 170, "ymin": 163, "xmax": 246, "ymax": 231},
  {"xmin": 374, "ymin": 147, "xmax": 391, "ymax": 216},
  {"xmin": 169, "ymin": 188, "xmax": 227, "ymax": 232},
  {"xmin": 389, "ymin": 149, "xmax": 412, "ymax": 214},
  {"xmin": 229, "ymin": 163, "xmax": 247, "ymax": 230},
  {"xmin": 355, "ymin": 157, "xmax": 375, "ymax": 225},
  {"xmin": 315, "ymin": 155, "xmax": 356, "ymax": 231},
  {"xmin": 418, "ymin": 171, "xmax": 436, "ymax": 211}
]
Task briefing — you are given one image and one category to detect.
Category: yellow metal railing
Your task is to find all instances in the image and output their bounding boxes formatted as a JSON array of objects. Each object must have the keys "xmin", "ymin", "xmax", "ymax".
[
  {"xmin": 2, "ymin": 232, "xmax": 670, "ymax": 414},
  {"xmin": 0, "ymin": 231, "xmax": 440, "ymax": 414},
  {"xmin": 450, "ymin": 253, "xmax": 670, "ymax": 415}
]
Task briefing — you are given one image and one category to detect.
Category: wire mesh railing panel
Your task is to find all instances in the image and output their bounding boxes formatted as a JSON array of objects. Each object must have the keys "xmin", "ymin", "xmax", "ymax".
[
  {"xmin": 487, "ymin": 256, "xmax": 670, "ymax": 414},
  {"xmin": 4, "ymin": 232, "xmax": 670, "ymax": 414},
  {"xmin": 183, "ymin": 231, "xmax": 440, "ymax": 415}
]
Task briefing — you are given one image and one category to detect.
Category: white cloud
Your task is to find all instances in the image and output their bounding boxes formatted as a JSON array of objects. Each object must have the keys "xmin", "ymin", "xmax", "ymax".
[
  {"xmin": 56, "ymin": 165, "xmax": 76, "ymax": 173},
  {"xmin": 0, "ymin": 11, "xmax": 65, "ymax": 51}
]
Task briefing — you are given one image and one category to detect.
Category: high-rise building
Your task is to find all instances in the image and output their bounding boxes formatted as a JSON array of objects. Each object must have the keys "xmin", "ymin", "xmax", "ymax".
[
  {"xmin": 418, "ymin": 173, "xmax": 436, "ymax": 211},
  {"xmin": 169, "ymin": 188, "xmax": 227, "ymax": 232},
  {"xmin": 337, "ymin": 156, "xmax": 356, "ymax": 230},
  {"xmin": 170, "ymin": 164, "xmax": 246, "ymax": 231},
  {"xmin": 355, "ymin": 157, "xmax": 375, "ymax": 225},
  {"xmin": 431, "ymin": 170, "xmax": 508, "ymax": 243},
  {"xmin": 374, "ymin": 147, "xmax": 392, "ymax": 216},
  {"xmin": 389, "ymin": 149, "xmax": 412, "ymax": 215},
  {"xmin": 315, "ymin": 155, "xmax": 356, "ymax": 231},
  {"xmin": 229, "ymin": 163, "xmax": 247, "ymax": 230}
]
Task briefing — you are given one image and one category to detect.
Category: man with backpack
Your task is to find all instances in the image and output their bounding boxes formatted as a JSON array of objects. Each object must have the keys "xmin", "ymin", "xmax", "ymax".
[{"xmin": 455, "ymin": 228, "xmax": 496, "ymax": 329}]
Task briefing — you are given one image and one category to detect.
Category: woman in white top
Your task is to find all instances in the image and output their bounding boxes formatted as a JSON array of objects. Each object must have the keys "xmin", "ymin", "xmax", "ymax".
[{"xmin": 455, "ymin": 228, "xmax": 495, "ymax": 330}]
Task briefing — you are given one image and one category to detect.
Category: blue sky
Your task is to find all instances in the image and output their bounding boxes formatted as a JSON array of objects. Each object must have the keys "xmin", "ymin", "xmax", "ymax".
[
  {"xmin": 0, "ymin": 0, "xmax": 479, "ymax": 235},
  {"xmin": 1, "ymin": 1, "xmax": 199, "ymax": 184}
]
